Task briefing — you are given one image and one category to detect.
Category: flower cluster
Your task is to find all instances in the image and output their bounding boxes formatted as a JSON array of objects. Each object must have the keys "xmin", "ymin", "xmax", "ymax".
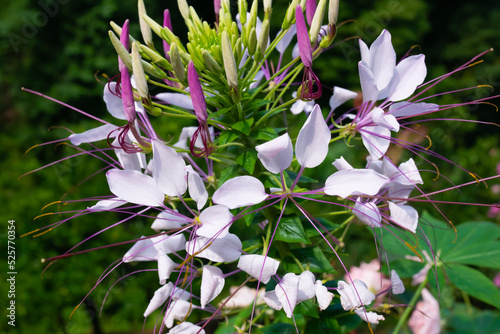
[{"xmin": 26, "ymin": 0, "xmax": 500, "ymax": 333}]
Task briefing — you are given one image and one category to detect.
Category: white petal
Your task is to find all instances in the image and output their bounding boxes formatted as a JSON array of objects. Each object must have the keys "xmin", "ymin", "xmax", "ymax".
[
  {"xmin": 163, "ymin": 299, "xmax": 192, "ymax": 328},
  {"xmin": 329, "ymin": 86, "xmax": 358, "ymax": 111},
  {"xmin": 358, "ymin": 62, "xmax": 379, "ymax": 102},
  {"xmin": 237, "ymin": 254, "xmax": 280, "ymax": 284},
  {"xmin": 332, "ymin": 156, "xmax": 354, "ymax": 171},
  {"xmin": 276, "ymin": 24, "xmax": 297, "ymax": 54},
  {"xmin": 338, "ymin": 279, "xmax": 375, "ymax": 311},
  {"xmin": 152, "ymin": 140, "xmax": 187, "ymax": 197},
  {"xmin": 169, "ymin": 322, "xmax": 206, "ymax": 334},
  {"xmin": 185, "ymin": 234, "xmax": 242, "ymax": 262},
  {"xmin": 186, "ymin": 166, "xmax": 208, "ymax": 210},
  {"xmin": 354, "ymin": 200, "xmax": 382, "ymax": 228},
  {"xmin": 256, "ymin": 133, "xmax": 293, "ymax": 174},
  {"xmin": 152, "ymin": 234, "xmax": 186, "ymax": 254},
  {"xmin": 197, "ymin": 205, "xmax": 233, "ymax": 239},
  {"xmin": 123, "ymin": 236, "xmax": 158, "ymax": 262},
  {"xmin": 297, "ymin": 271, "xmax": 316, "ymax": 303},
  {"xmin": 369, "ymin": 29, "xmax": 396, "ymax": 93},
  {"xmin": 389, "ymin": 102, "xmax": 439, "ymax": 118},
  {"xmin": 213, "ymin": 176, "xmax": 268, "ymax": 209},
  {"xmin": 106, "ymin": 169, "xmax": 164, "ymax": 207},
  {"xmin": 355, "ymin": 309, "xmax": 385, "ymax": 324},
  {"xmin": 324, "ymin": 169, "xmax": 389, "ymax": 198},
  {"xmin": 389, "ymin": 202, "xmax": 419, "ymax": 233},
  {"xmin": 360, "ymin": 125, "xmax": 391, "ymax": 159},
  {"xmin": 87, "ymin": 198, "xmax": 125, "ymax": 212},
  {"xmin": 158, "ymin": 254, "xmax": 176, "ymax": 285},
  {"xmin": 396, "ymin": 158, "xmax": 423, "ymax": 185},
  {"xmin": 69, "ymin": 124, "xmax": 118, "ymax": 146},
  {"xmin": 155, "ymin": 92, "xmax": 194, "ymax": 110},
  {"xmin": 263, "ymin": 290, "xmax": 282, "ymax": 310},
  {"xmin": 144, "ymin": 282, "xmax": 173, "ymax": 317},
  {"xmin": 103, "ymin": 82, "xmax": 127, "ymax": 120},
  {"xmin": 371, "ymin": 107, "xmax": 400, "ymax": 132},
  {"xmin": 276, "ymin": 273, "xmax": 299, "ymax": 318},
  {"xmin": 387, "ymin": 54, "xmax": 427, "ymax": 102},
  {"xmin": 315, "ymin": 280, "xmax": 334, "ymax": 310},
  {"xmin": 151, "ymin": 210, "xmax": 190, "ymax": 232},
  {"xmin": 200, "ymin": 265, "xmax": 225, "ymax": 308},
  {"xmin": 391, "ymin": 270, "xmax": 405, "ymax": 295},
  {"xmin": 295, "ymin": 105, "xmax": 331, "ymax": 168}
]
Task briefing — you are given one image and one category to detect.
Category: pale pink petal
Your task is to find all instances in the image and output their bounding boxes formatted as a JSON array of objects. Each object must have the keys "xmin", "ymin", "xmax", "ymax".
[
  {"xmin": 297, "ymin": 271, "xmax": 316, "ymax": 303},
  {"xmin": 408, "ymin": 289, "xmax": 441, "ymax": 334},
  {"xmin": 338, "ymin": 279, "xmax": 375, "ymax": 311},
  {"xmin": 87, "ymin": 198, "xmax": 126, "ymax": 212},
  {"xmin": 332, "ymin": 156, "xmax": 353, "ymax": 171},
  {"xmin": 155, "ymin": 92, "xmax": 194, "ymax": 110},
  {"xmin": 224, "ymin": 286, "xmax": 265, "ymax": 309},
  {"xmin": 106, "ymin": 169, "xmax": 165, "ymax": 207},
  {"xmin": 237, "ymin": 254, "xmax": 280, "ymax": 284},
  {"xmin": 389, "ymin": 202, "xmax": 419, "ymax": 233},
  {"xmin": 103, "ymin": 82, "xmax": 127, "ymax": 120},
  {"xmin": 213, "ymin": 176, "xmax": 268, "ymax": 209},
  {"xmin": 152, "ymin": 234, "xmax": 186, "ymax": 254},
  {"xmin": 389, "ymin": 101, "xmax": 439, "ymax": 118},
  {"xmin": 387, "ymin": 54, "xmax": 427, "ymax": 102},
  {"xmin": 315, "ymin": 280, "xmax": 334, "ymax": 310},
  {"xmin": 355, "ymin": 309, "xmax": 385, "ymax": 324},
  {"xmin": 157, "ymin": 254, "xmax": 176, "ymax": 285},
  {"xmin": 371, "ymin": 107, "xmax": 400, "ymax": 132},
  {"xmin": 169, "ymin": 322, "xmax": 206, "ymax": 334},
  {"xmin": 163, "ymin": 299, "xmax": 192, "ymax": 328},
  {"xmin": 69, "ymin": 124, "xmax": 118, "ymax": 145},
  {"xmin": 123, "ymin": 236, "xmax": 157, "ymax": 262},
  {"xmin": 200, "ymin": 265, "xmax": 225, "ymax": 308},
  {"xmin": 368, "ymin": 29, "xmax": 396, "ymax": 93},
  {"xmin": 263, "ymin": 290, "xmax": 282, "ymax": 310},
  {"xmin": 144, "ymin": 282, "xmax": 173, "ymax": 317},
  {"xmin": 391, "ymin": 270, "xmax": 405, "ymax": 294},
  {"xmin": 256, "ymin": 133, "xmax": 293, "ymax": 173},
  {"xmin": 358, "ymin": 62, "xmax": 379, "ymax": 102},
  {"xmin": 295, "ymin": 105, "xmax": 331, "ymax": 168},
  {"xmin": 152, "ymin": 140, "xmax": 187, "ymax": 197},
  {"xmin": 186, "ymin": 166, "xmax": 208, "ymax": 210},
  {"xmin": 276, "ymin": 273, "xmax": 299, "ymax": 318},
  {"xmin": 186, "ymin": 234, "xmax": 242, "ymax": 262},
  {"xmin": 151, "ymin": 210, "xmax": 190, "ymax": 232},
  {"xmin": 354, "ymin": 200, "xmax": 382, "ymax": 228},
  {"xmin": 324, "ymin": 169, "xmax": 389, "ymax": 198},
  {"xmin": 361, "ymin": 125, "xmax": 391, "ymax": 159},
  {"xmin": 276, "ymin": 24, "xmax": 297, "ymax": 54},
  {"xmin": 329, "ymin": 86, "xmax": 358, "ymax": 111},
  {"xmin": 197, "ymin": 205, "xmax": 233, "ymax": 239}
]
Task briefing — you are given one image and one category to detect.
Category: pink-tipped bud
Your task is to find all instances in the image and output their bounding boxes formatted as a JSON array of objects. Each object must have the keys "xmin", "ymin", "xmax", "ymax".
[
  {"xmin": 295, "ymin": 6, "xmax": 312, "ymax": 68},
  {"xmin": 120, "ymin": 67, "xmax": 136, "ymax": 123},
  {"xmin": 306, "ymin": 0, "xmax": 317, "ymax": 26},
  {"xmin": 214, "ymin": 0, "xmax": 221, "ymax": 14},
  {"xmin": 187, "ymin": 61, "xmax": 207, "ymax": 123},
  {"xmin": 163, "ymin": 9, "xmax": 172, "ymax": 58},
  {"xmin": 119, "ymin": 19, "xmax": 130, "ymax": 72}
]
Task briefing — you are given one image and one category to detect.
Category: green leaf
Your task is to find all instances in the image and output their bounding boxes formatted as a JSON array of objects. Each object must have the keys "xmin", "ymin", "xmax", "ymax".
[
  {"xmin": 283, "ymin": 247, "xmax": 336, "ymax": 274},
  {"xmin": 294, "ymin": 300, "xmax": 319, "ymax": 318},
  {"xmin": 213, "ymin": 305, "xmax": 253, "ymax": 334},
  {"xmin": 236, "ymin": 150, "xmax": 258, "ymax": 174},
  {"xmin": 275, "ymin": 217, "xmax": 311, "ymax": 244},
  {"xmin": 218, "ymin": 165, "xmax": 240, "ymax": 187},
  {"xmin": 254, "ymin": 323, "xmax": 296, "ymax": 334},
  {"xmin": 217, "ymin": 131, "xmax": 239, "ymax": 146},
  {"xmin": 444, "ymin": 264, "xmax": 500, "ymax": 309},
  {"xmin": 253, "ymin": 127, "xmax": 279, "ymax": 141},
  {"xmin": 232, "ymin": 118, "xmax": 254, "ymax": 135},
  {"xmin": 448, "ymin": 303, "xmax": 500, "ymax": 334},
  {"xmin": 284, "ymin": 170, "xmax": 318, "ymax": 184}
]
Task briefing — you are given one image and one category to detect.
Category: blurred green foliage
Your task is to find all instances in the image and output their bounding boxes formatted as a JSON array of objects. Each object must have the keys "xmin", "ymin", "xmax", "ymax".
[{"xmin": 1, "ymin": 0, "xmax": 499, "ymax": 333}]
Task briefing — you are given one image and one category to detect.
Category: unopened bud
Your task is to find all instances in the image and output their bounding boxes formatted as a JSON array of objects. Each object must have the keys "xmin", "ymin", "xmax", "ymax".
[
  {"xmin": 138, "ymin": 0, "xmax": 153, "ymax": 47},
  {"xmin": 132, "ymin": 42, "xmax": 149, "ymax": 99},
  {"xmin": 110, "ymin": 21, "xmax": 136, "ymax": 45},
  {"xmin": 177, "ymin": 0, "xmax": 190, "ymax": 21},
  {"xmin": 249, "ymin": 0, "xmax": 259, "ymax": 30},
  {"xmin": 264, "ymin": 0, "xmax": 272, "ymax": 14},
  {"xmin": 309, "ymin": 0, "xmax": 326, "ymax": 44},
  {"xmin": 109, "ymin": 30, "xmax": 132, "ymax": 71},
  {"xmin": 141, "ymin": 14, "xmax": 164, "ymax": 39},
  {"xmin": 248, "ymin": 27, "xmax": 257, "ymax": 55},
  {"xmin": 140, "ymin": 44, "xmax": 173, "ymax": 71},
  {"xmin": 328, "ymin": 0, "xmax": 339, "ymax": 26},
  {"xmin": 221, "ymin": 31, "xmax": 239, "ymax": 93},
  {"xmin": 170, "ymin": 43, "xmax": 186, "ymax": 84},
  {"xmin": 255, "ymin": 20, "xmax": 269, "ymax": 62},
  {"xmin": 238, "ymin": 0, "xmax": 248, "ymax": 25},
  {"xmin": 203, "ymin": 50, "xmax": 222, "ymax": 73},
  {"xmin": 283, "ymin": 0, "xmax": 300, "ymax": 29}
]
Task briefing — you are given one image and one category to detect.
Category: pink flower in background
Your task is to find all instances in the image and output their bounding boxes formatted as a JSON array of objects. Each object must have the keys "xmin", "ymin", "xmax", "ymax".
[
  {"xmin": 345, "ymin": 259, "xmax": 390, "ymax": 296},
  {"xmin": 408, "ymin": 288, "xmax": 441, "ymax": 334}
]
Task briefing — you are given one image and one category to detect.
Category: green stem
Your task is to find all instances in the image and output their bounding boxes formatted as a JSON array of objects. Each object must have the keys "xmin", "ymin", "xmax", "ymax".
[{"xmin": 392, "ymin": 276, "xmax": 428, "ymax": 334}]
